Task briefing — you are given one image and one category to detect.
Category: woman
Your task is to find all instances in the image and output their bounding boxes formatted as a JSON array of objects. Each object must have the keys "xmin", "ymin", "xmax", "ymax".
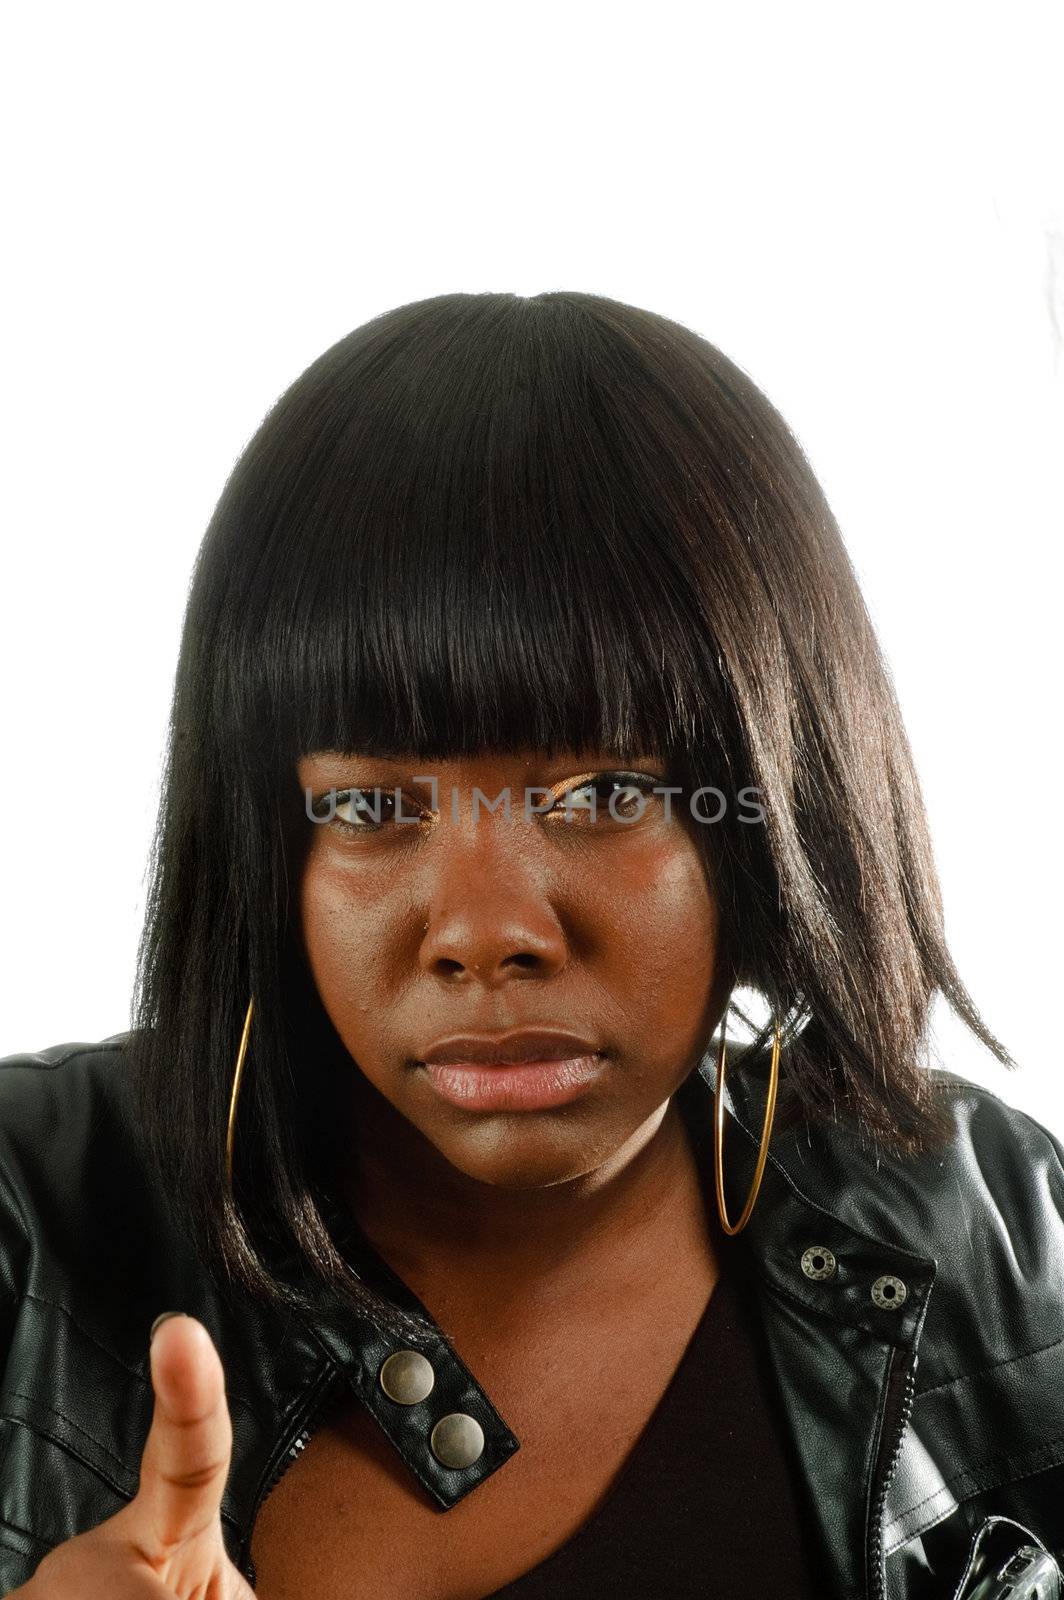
[{"xmin": 2, "ymin": 291, "xmax": 1063, "ymax": 1600}]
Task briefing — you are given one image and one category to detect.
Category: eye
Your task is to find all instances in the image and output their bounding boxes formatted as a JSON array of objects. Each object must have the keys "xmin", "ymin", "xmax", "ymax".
[
  {"xmin": 546, "ymin": 771, "xmax": 662, "ymax": 824},
  {"xmin": 313, "ymin": 787, "xmax": 428, "ymax": 834}
]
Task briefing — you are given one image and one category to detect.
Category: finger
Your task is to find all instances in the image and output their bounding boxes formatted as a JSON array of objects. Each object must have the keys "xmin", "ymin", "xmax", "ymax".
[{"xmin": 129, "ymin": 1314, "xmax": 235, "ymax": 1563}]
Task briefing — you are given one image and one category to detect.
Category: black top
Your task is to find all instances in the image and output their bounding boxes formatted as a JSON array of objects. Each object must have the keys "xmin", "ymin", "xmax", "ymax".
[
  {"xmin": 474, "ymin": 1103, "xmax": 824, "ymax": 1599},
  {"xmin": 476, "ymin": 1247, "xmax": 820, "ymax": 1598}
]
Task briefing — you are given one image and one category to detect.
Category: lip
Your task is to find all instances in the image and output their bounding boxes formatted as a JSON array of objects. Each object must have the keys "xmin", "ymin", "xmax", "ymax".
[
  {"xmin": 418, "ymin": 1028, "xmax": 601, "ymax": 1065},
  {"xmin": 420, "ymin": 1055, "xmax": 606, "ymax": 1112}
]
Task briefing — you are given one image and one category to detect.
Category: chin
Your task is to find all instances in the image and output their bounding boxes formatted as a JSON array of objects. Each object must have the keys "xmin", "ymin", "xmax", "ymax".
[{"xmin": 429, "ymin": 1125, "xmax": 608, "ymax": 1191}]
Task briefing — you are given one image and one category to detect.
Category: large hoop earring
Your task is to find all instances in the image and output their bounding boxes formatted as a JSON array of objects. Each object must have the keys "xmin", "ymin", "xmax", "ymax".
[
  {"xmin": 713, "ymin": 1000, "xmax": 782, "ymax": 1235},
  {"xmin": 226, "ymin": 994, "xmax": 255, "ymax": 1194}
]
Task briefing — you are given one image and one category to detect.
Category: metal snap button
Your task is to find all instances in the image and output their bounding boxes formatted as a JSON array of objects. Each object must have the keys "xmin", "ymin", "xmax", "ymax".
[
  {"xmin": 800, "ymin": 1245, "xmax": 837, "ymax": 1281},
  {"xmin": 871, "ymin": 1273, "xmax": 908, "ymax": 1310},
  {"xmin": 430, "ymin": 1412, "xmax": 486, "ymax": 1469},
  {"xmin": 378, "ymin": 1349, "xmax": 436, "ymax": 1405}
]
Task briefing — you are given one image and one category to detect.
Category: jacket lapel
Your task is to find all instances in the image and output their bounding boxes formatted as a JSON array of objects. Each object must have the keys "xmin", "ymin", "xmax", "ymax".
[{"xmin": 684, "ymin": 1049, "xmax": 937, "ymax": 1600}]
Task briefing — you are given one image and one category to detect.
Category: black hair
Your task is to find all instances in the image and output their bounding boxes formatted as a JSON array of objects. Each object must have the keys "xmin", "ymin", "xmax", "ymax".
[{"xmin": 127, "ymin": 290, "xmax": 1015, "ymax": 1343}]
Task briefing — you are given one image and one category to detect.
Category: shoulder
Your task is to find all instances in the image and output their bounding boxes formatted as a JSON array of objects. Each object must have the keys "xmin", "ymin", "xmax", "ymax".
[
  {"xmin": 925, "ymin": 1066, "xmax": 1064, "ymax": 1363},
  {"xmin": 783, "ymin": 1058, "xmax": 1064, "ymax": 1260},
  {"xmin": 0, "ymin": 1033, "xmax": 134, "ymax": 1209},
  {"xmin": 926, "ymin": 1063, "xmax": 1064, "ymax": 1186},
  {"xmin": 892, "ymin": 1064, "xmax": 1064, "ymax": 1272},
  {"xmin": 810, "ymin": 1063, "xmax": 1064, "ymax": 1380},
  {"xmin": 0, "ymin": 1030, "xmax": 130, "ymax": 1083},
  {"xmin": 751, "ymin": 1047, "xmax": 1064, "ymax": 1379},
  {"xmin": 0, "ymin": 1031, "xmax": 131, "ymax": 1096},
  {"xmin": 0, "ymin": 1033, "xmax": 187, "ymax": 1339},
  {"xmin": 0, "ymin": 1038, "xmax": 196, "ymax": 1571},
  {"xmin": 903, "ymin": 1064, "xmax": 1064, "ymax": 1254}
]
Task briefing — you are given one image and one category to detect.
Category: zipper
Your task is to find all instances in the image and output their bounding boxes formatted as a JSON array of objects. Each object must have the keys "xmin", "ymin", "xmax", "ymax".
[
  {"xmin": 866, "ymin": 1342, "xmax": 918, "ymax": 1600},
  {"xmin": 237, "ymin": 1360, "xmax": 348, "ymax": 1588}
]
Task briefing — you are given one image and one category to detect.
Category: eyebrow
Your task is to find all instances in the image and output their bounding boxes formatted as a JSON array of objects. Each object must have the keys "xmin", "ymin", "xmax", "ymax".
[{"xmin": 300, "ymin": 748, "xmax": 412, "ymax": 764}]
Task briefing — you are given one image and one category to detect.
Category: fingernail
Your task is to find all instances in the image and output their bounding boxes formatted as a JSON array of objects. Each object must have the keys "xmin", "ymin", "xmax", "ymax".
[{"xmin": 150, "ymin": 1311, "xmax": 184, "ymax": 1344}]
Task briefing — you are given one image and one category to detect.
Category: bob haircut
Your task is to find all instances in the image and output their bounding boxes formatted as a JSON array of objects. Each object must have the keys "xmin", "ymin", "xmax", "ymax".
[{"xmin": 128, "ymin": 290, "xmax": 1015, "ymax": 1344}]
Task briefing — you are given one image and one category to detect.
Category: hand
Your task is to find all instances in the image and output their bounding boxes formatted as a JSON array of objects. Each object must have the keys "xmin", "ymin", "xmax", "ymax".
[{"xmin": 10, "ymin": 1314, "xmax": 254, "ymax": 1598}]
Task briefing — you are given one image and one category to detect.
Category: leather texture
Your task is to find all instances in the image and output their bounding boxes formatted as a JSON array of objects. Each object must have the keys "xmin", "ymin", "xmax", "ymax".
[{"xmin": 0, "ymin": 1033, "xmax": 1062, "ymax": 1599}]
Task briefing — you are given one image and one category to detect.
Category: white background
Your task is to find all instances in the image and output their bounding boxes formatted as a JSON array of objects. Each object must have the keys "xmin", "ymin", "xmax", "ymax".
[{"xmin": 2, "ymin": 4, "xmax": 1061, "ymax": 1134}]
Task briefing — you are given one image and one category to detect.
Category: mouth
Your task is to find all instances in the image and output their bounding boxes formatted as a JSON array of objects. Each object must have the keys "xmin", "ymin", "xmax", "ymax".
[
  {"xmin": 418, "ymin": 1026, "xmax": 601, "ymax": 1065},
  {"xmin": 418, "ymin": 1054, "xmax": 606, "ymax": 1112},
  {"xmin": 414, "ymin": 1027, "xmax": 607, "ymax": 1111}
]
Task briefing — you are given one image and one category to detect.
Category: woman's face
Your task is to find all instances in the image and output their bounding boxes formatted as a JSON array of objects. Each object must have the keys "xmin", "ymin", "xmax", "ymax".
[{"xmin": 294, "ymin": 747, "xmax": 727, "ymax": 1191}]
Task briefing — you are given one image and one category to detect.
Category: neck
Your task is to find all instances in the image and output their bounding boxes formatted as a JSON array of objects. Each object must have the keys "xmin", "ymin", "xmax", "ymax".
[{"xmin": 330, "ymin": 1072, "xmax": 717, "ymax": 1316}]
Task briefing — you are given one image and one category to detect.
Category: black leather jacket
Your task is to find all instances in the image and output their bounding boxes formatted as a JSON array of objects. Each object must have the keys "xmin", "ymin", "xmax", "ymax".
[{"xmin": 1, "ymin": 1033, "xmax": 1063, "ymax": 1600}]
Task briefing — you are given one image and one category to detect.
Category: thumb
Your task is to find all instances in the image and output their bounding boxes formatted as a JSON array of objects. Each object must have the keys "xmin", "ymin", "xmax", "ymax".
[{"xmin": 129, "ymin": 1313, "xmax": 236, "ymax": 1567}]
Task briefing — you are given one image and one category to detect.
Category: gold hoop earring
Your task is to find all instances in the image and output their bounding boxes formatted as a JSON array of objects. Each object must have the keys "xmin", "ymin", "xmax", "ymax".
[
  {"xmin": 226, "ymin": 994, "xmax": 255, "ymax": 1193},
  {"xmin": 713, "ymin": 1002, "xmax": 782, "ymax": 1235}
]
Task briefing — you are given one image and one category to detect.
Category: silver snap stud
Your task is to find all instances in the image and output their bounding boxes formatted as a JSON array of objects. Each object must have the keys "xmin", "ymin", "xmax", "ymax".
[
  {"xmin": 800, "ymin": 1245, "xmax": 837, "ymax": 1281},
  {"xmin": 430, "ymin": 1412, "xmax": 486, "ymax": 1469},
  {"xmin": 378, "ymin": 1349, "xmax": 435, "ymax": 1405},
  {"xmin": 871, "ymin": 1273, "xmax": 908, "ymax": 1310}
]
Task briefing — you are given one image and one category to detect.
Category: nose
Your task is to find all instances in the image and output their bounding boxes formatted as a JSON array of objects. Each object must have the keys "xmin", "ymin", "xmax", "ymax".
[
  {"xmin": 417, "ymin": 839, "xmax": 569, "ymax": 987},
  {"xmin": 420, "ymin": 910, "xmax": 568, "ymax": 984}
]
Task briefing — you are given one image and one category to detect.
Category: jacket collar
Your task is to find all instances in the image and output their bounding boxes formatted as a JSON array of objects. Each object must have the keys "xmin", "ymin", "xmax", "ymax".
[{"xmin": 690, "ymin": 1042, "xmax": 938, "ymax": 1346}]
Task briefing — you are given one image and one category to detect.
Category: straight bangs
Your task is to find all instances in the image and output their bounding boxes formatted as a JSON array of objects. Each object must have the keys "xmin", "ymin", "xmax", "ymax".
[{"xmin": 211, "ymin": 294, "xmax": 739, "ymax": 792}]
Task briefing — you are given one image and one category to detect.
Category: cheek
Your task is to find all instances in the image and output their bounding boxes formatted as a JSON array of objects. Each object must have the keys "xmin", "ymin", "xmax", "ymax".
[
  {"xmin": 298, "ymin": 864, "xmax": 340, "ymax": 973},
  {"xmin": 593, "ymin": 841, "xmax": 721, "ymax": 1030},
  {"xmin": 600, "ymin": 837, "xmax": 718, "ymax": 952},
  {"xmin": 297, "ymin": 863, "xmax": 387, "ymax": 1016}
]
